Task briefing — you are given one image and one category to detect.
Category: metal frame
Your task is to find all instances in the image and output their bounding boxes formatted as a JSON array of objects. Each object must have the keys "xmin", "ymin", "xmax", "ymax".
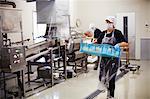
[{"xmin": 25, "ymin": 45, "xmax": 67, "ymax": 97}]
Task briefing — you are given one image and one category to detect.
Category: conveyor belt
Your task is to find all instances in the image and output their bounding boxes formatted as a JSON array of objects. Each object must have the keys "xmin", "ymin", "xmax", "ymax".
[{"xmin": 26, "ymin": 49, "xmax": 50, "ymax": 61}]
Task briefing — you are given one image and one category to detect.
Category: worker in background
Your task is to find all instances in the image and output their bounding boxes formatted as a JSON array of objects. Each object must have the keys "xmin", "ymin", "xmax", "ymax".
[
  {"xmin": 83, "ymin": 23, "xmax": 102, "ymax": 70},
  {"xmin": 84, "ymin": 23, "xmax": 102, "ymax": 40},
  {"xmin": 97, "ymin": 16, "xmax": 128, "ymax": 99}
]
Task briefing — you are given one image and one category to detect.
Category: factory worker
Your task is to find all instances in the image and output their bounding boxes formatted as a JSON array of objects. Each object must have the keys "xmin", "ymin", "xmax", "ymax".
[
  {"xmin": 84, "ymin": 24, "xmax": 102, "ymax": 70},
  {"xmin": 97, "ymin": 16, "xmax": 128, "ymax": 99},
  {"xmin": 84, "ymin": 23, "xmax": 102, "ymax": 39}
]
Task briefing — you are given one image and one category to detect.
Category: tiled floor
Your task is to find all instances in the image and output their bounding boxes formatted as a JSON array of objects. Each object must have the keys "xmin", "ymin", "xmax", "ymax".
[{"xmin": 27, "ymin": 60, "xmax": 150, "ymax": 99}]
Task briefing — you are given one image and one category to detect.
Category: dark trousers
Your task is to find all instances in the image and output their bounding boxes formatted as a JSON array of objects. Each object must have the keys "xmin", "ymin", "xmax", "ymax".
[
  {"xmin": 99, "ymin": 57, "xmax": 119, "ymax": 97},
  {"xmin": 94, "ymin": 56, "xmax": 100, "ymax": 69}
]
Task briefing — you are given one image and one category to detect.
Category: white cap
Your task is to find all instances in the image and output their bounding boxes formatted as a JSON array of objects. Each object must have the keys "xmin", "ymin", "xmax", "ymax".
[
  {"xmin": 89, "ymin": 23, "xmax": 95, "ymax": 30},
  {"xmin": 105, "ymin": 16, "xmax": 116, "ymax": 23}
]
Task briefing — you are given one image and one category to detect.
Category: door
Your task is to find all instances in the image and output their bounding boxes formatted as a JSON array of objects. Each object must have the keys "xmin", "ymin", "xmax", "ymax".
[{"xmin": 116, "ymin": 12, "xmax": 135, "ymax": 59}]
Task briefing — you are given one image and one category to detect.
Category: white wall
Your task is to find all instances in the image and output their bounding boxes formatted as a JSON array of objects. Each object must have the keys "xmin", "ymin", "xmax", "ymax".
[
  {"xmin": 147, "ymin": 0, "xmax": 150, "ymax": 36},
  {"xmin": 70, "ymin": 0, "xmax": 150, "ymax": 59}
]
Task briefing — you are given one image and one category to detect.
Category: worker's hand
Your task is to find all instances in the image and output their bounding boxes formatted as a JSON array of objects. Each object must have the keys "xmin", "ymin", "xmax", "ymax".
[
  {"xmin": 84, "ymin": 31, "xmax": 93, "ymax": 37},
  {"xmin": 93, "ymin": 39, "xmax": 97, "ymax": 44},
  {"xmin": 82, "ymin": 35, "xmax": 86, "ymax": 38},
  {"xmin": 119, "ymin": 42, "xmax": 128, "ymax": 47},
  {"xmin": 114, "ymin": 44, "xmax": 120, "ymax": 50}
]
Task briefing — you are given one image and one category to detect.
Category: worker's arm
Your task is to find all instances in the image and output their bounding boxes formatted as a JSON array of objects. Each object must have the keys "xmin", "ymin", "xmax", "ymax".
[
  {"xmin": 118, "ymin": 42, "xmax": 128, "ymax": 47},
  {"xmin": 116, "ymin": 30, "xmax": 129, "ymax": 47},
  {"xmin": 84, "ymin": 31, "xmax": 93, "ymax": 37}
]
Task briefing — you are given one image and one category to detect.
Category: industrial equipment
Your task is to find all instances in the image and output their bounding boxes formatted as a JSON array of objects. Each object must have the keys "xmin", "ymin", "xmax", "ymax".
[
  {"xmin": 0, "ymin": 7, "xmax": 26, "ymax": 72},
  {"xmin": 66, "ymin": 33, "xmax": 88, "ymax": 74},
  {"xmin": 0, "ymin": 7, "xmax": 26, "ymax": 99},
  {"xmin": 0, "ymin": 46, "xmax": 26, "ymax": 72}
]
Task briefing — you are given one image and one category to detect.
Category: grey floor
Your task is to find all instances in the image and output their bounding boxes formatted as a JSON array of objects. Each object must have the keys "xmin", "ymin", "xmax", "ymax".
[{"xmin": 27, "ymin": 60, "xmax": 150, "ymax": 99}]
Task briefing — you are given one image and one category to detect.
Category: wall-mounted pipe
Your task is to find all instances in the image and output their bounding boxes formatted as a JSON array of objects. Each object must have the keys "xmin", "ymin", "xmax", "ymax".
[
  {"xmin": 0, "ymin": 1, "xmax": 16, "ymax": 8},
  {"xmin": 27, "ymin": 0, "xmax": 36, "ymax": 2}
]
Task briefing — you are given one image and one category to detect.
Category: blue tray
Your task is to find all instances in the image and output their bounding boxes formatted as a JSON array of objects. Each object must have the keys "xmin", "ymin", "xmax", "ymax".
[{"xmin": 80, "ymin": 42, "xmax": 121, "ymax": 58}]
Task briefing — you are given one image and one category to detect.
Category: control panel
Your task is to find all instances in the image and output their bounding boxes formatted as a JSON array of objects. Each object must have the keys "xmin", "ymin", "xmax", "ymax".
[{"xmin": 0, "ymin": 46, "xmax": 26, "ymax": 72}]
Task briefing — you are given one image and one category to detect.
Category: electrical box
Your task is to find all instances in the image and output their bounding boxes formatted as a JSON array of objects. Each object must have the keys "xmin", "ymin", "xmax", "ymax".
[{"xmin": 0, "ymin": 46, "xmax": 26, "ymax": 72}]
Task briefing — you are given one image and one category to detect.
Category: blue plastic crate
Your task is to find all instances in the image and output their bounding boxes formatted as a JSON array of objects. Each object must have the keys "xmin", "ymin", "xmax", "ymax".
[{"xmin": 80, "ymin": 42, "xmax": 121, "ymax": 58}]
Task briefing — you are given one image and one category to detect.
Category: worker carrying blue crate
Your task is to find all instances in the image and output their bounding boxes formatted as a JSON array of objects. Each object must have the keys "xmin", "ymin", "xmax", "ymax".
[{"xmin": 80, "ymin": 16, "xmax": 128, "ymax": 99}]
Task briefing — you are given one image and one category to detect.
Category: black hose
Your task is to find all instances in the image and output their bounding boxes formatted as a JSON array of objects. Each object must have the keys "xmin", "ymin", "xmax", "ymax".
[
  {"xmin": 26, "ymin": 0, "xmax": 36, "ymax": 2},
  {"xmin": 0, "ymin": 1, "xmax": 16, "ymax": 8}
]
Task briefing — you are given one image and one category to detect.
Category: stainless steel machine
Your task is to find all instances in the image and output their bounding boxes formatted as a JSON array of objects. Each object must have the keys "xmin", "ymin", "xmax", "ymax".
[
  {"xmin": 0, "ymin": 7, "xmax": 26, "ymax": 72},
  {"xmin": 0, "ymin": 7, "xmax": 26, "ymax": 99}
]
